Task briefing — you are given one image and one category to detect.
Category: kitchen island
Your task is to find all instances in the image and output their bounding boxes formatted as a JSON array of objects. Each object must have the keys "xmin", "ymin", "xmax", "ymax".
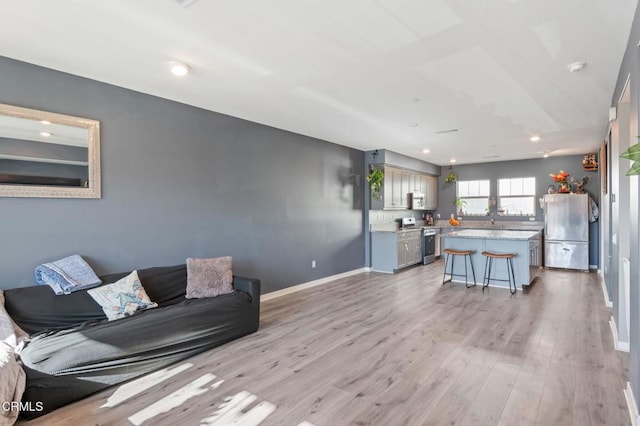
[{"xmin": 441, "ymin": 229, "xmax": 541, "ymax": 290}]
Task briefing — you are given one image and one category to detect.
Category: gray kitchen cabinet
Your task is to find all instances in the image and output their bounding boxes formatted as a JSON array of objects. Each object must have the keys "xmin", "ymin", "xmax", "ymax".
[
  {"xmin": 380, "ymin": 166, "xmax": 409, "ymax": 210},
  {"xmin": 434, "ymin": 228, "xmax": 441, "ymax": 258},
  {"xmin": 396, "ymin": 239, "xmax": 408, "ymax": 268},
  {"xmin": 528, "ymin": 233, "xmax": 541, "ymax": 281},
  {"xmin": 391, "ymin": 168, "xmax": 403, "ymax": 208},
  {"xmin": 372, "ymin": 230, "xmax": 423, "ymax": 273},
  {"xmin": 400, "ymin": 171, "xmax": 411, "ymax": 208},
  {"xmin": 370, "ymin": 165, "xmax": 437, "ymax": 210},
  {"xmin": 423, "ymin": 175, "xmax": 438, "ymax": 209}
]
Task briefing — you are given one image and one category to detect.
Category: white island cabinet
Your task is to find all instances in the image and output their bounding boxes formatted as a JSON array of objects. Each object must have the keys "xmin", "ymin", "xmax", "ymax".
[{"xmin": 441, "ymin": 229, "xmax": 541, "ymax": 291}]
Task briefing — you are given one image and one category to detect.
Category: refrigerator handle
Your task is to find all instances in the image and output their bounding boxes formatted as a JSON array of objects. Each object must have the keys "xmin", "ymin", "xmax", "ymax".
[{"xmin": 543, "ymin": 199, "xmax": 548, "ymax": 237}]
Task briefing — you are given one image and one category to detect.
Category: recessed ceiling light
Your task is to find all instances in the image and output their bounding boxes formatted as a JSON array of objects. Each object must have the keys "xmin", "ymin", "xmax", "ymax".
[
  {"xmin": 422, "ymin": 149, "xmax": 430, "ymax": 154},
  {"xmin": 40, "ymin": 131, "xmax": 51, "ymax": 137},
  {"xmin": 543, "ymin": 151, "xmax": 550, "ymax": 158},
  {"xmin": 567, "ymin": 62, "xmax": 587, "ymax": 72},
  {"xmin": 170, "ymin": 61, "xmax": 191, "ymax": 77},
  {"xmin": 530, "ymin": 135, "xmax": 541, "ymax": 142},
  {"xmin": 450, "ymin": 159, "xmax": 457, "ymax": 163},
  {"xmin": 40, "ymin": 120, "xmax": 50, "ymax": 125}
]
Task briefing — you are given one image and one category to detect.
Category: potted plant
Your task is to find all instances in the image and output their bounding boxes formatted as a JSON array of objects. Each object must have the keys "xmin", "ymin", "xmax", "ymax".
[
  {"xmin": 454, "ymin": 198, "xmax": 467, "ymax": 216},
  {"xmin": 367, "ymin": 169, "xmax": 384, "ymax": 200},
  {"xmin": 445, "ymin": 166, "xmax": 457, "ymax": 183}
]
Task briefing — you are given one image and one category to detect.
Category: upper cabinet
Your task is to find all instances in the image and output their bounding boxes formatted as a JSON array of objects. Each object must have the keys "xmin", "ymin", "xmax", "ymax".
[
  {"xmin": 371, "ymin": 165, "xmax": 437, "ymax": 210},
  {"xmin": 423, "ymin": 175, "xmax": 438, "ymax": 210}
]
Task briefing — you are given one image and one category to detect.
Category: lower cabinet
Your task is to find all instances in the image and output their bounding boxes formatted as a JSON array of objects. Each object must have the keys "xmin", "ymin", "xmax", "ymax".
[
  {"xmin": 372, "ymin": 230, "xmax": 422, "ymax": 273},
  {"xmin": 528, "ymin": 235, "xmax": 540, "ymax": 282}
]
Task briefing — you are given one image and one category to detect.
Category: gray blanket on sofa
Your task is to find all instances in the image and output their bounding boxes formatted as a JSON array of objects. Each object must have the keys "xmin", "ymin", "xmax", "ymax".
[
  {"xmin": 19, "ymin": 291, "xmax": 256, "ymax": 419},
  {"xmin": 35, "ymin": 255, "xmax": 102, "ymax": 295},
  {"xmin": 5, "ymin": 264, "xmax": 260, "ymax": 419}
]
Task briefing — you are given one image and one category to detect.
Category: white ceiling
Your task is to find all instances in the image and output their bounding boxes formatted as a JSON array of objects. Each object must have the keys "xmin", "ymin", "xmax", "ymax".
[{"xmin": 0, "ymin": 0, "xmax": 636, "ymax": 165}]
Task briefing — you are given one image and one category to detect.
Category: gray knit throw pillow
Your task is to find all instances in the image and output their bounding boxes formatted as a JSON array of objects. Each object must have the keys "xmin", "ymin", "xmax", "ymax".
[{"xmin": 186, "ymin": 257, "xmax": 234, "ymax": 299}]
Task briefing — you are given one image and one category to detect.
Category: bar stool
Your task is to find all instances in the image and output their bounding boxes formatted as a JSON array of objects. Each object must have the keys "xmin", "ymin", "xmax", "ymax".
[
  {"xmin": 442, "ymin": 248, "xmax": 476, "ymax": 288},
  {"xmin": 481, "ymin": 251, "xmax": 517, "ymax": 294}
]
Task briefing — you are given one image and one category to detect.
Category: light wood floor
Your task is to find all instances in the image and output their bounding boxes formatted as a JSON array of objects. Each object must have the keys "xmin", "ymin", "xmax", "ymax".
[{"xmin": 20, "ymin": 261, "xmax": 630, "ymax": 426}]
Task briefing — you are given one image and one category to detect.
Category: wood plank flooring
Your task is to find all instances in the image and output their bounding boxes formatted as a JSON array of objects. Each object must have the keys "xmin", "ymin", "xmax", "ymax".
[{"xmin": 19, "ymin": 261, "xmax": 630, "ymax": 425}]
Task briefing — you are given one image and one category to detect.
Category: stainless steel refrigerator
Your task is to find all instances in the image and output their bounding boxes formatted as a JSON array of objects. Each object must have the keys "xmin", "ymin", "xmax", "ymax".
[{"xmin": 543, "ymin": 193, "xmax": 589, "ymax": 270}]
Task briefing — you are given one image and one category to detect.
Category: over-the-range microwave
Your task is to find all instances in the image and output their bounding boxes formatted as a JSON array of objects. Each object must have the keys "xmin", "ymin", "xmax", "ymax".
[{"xmin": 409, "ymin": 192, "xmax": 425, "ymax": 210}]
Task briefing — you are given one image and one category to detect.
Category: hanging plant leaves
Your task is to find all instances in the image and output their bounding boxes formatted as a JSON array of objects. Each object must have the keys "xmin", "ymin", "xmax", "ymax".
[
  {"xmin": 625, "ymin": 161, "xmax": 640, "ymax": 176},
  {"xmin": 367, "ymin": 169, "xmax": 384, "ymax": 199},
  {"xmin": 620, "ymin": 143, "xmax": 640, "ymax": 161}
]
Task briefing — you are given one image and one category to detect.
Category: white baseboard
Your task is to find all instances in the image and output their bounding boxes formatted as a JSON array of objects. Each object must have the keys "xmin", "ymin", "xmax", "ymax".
[
  {"xmin": 610, "ymin": 316, "xmax": 630, "ymax": 352},
  {"xmin": 601, "ymin": 277, "xmax": 613, "ymax": 308},
  {"xmin": 261, "ymin": 268, "xmax": 368, "ymax": 302},
  {"xmin": 624, "ymin": 381, "xmax": 640, "ymax": 426}
]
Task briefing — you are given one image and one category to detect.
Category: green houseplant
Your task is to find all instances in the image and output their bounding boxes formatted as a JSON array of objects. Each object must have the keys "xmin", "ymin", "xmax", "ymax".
[
  {"xmin": 367, "ymin": 169, "xmax": 384, "ymax": 200},
  {"xmin": 454, "ymin": 198, "xmax": 467, "ymax": 216},
  {"xmin": 445, "ymin": 166, "xmax": 457, "ymax": 183},
  {"xmin": 621, "ymin": 141, "xmax": 640, "ymax": 175}
]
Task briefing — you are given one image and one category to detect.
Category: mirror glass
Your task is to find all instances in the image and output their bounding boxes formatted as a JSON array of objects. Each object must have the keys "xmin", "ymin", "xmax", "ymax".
[{"xmin": 0, "ymin": 103, "xmax": 100, "ymax": 198}]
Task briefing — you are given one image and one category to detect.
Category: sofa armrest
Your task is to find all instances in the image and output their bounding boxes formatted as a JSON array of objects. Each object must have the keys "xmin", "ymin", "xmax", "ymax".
[
  {"xmin": 232, "ymin": 276, "xmax": 260, "ymax": 305},
  {"xmin": 233, "ymin": 276, "xmax": 260, "ymax": 331}
]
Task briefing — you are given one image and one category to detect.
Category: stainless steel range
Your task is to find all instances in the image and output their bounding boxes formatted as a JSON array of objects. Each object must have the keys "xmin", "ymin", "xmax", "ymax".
[{"xmin": 423, "ymin": 228, "xmax": 436, "ymax": 265}]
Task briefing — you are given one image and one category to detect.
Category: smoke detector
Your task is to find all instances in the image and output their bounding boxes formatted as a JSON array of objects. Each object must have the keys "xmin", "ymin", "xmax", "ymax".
[{"xmin": 567, "ymin": 62, "xmax": 587, "ymax": 72}]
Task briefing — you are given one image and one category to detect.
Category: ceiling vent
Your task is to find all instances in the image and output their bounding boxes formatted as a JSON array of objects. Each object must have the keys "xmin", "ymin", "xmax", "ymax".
[
  {"xmin": 434, "ymin": 128, "xmax": 460, "ymax": 134},
  {"xmin": 172, "ymin": 0, "xmax": 199, "ymax": 8}
]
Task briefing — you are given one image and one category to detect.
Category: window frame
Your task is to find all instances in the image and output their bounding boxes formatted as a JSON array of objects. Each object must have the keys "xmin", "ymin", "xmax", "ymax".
[
  {"xmin": 456, "ymin": 179, "xmax": 491, "ymax": 216},
  {"xmin": 497, "ymin": 177, "xmax": 536, "ymax": 216}
]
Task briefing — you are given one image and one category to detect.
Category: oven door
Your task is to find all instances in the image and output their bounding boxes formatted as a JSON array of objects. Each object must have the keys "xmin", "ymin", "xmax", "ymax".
[{"xmin": 423, "ymin": 233, "xmax": 436, "ymax": 264}]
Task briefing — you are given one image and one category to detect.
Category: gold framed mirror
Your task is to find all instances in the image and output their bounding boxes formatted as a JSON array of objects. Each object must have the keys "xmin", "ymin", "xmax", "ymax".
[{"xmin": 0, "ymin": 103, "xmax": 100, "ymax": 198}]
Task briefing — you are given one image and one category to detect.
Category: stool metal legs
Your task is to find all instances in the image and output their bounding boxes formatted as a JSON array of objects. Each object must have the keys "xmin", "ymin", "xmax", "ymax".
[
  {"xmin": 442, "ymin": 253, "xmax": 451, "ymax": 285},
  {"xmin": 482, "ymin": 256, "xmax": 516, "ymax": 295},
  {"xmin": 442, "ymin": 253, "xmax": 476, "ymax": 287},
  {"xmin": 464, "ymin": 255, "xmax": 477, "ymax": 288}
]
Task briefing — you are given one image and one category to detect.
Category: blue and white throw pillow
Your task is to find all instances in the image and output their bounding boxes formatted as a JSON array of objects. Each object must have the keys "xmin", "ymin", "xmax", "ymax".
[{"xmin": 87, "ymin": 271, "xmax": 157, "ymax": 321}]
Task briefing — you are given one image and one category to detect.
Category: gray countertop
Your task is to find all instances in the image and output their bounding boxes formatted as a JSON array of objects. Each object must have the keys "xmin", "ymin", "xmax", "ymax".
[
  {"xmin": 371, "ymin": 223, "xmax": 544, "ymax": 234},
  {"xmin": 372, "ymin": 228, "xmax": 423, "ymax": 234},
  {"xmin": 441, "ymin": 229, "xmax": 540, "ymax": 240}
]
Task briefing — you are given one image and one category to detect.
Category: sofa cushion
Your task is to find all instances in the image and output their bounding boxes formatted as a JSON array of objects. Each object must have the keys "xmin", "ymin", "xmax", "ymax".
[
  {"xmin": 186, "ymin": 257, "xmax": 234, "ymax": 299},
  {"xmin": 4, "ymin": 264, "xmax": 189, "ymax": 335},
  {"xmin": 101, "ymin": 264, "xmax": 189, "ymax": 307},
  {"xmin": 87, "ymin": 271, "xmax": 158, "ymax": 321}
]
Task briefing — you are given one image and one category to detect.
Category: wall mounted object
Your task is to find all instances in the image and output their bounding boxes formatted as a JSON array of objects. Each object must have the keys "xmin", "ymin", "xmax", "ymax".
[{"xmin": 0, "ymin": 103, "xmax": 100, "ymax": 198}]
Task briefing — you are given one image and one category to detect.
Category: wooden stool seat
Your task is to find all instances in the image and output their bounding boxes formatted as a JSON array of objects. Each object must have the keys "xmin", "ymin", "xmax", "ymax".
[
  {"xmin": 442, "ymin": 249, "xmax": 476, "ymax": 288},
  {"xmin": 443, "ymin": 249, "xmax": 474, "ymax": 256},
  {"xmin": 481, "ymin": 251, "xmax": 515, "ymax": 259},
  {"xmin": 481, "ymin": 251, "xmax": 517, "ymax": 294}
]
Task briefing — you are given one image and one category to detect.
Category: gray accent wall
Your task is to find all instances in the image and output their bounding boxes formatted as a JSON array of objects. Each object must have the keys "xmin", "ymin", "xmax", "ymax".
[
  {"xmin": 0, "ymin": 56, "xmax": 365, "ymax": 292},
  {"xmin": 436, "ymin": 156, "xmax": 601, "ymax": 267}
]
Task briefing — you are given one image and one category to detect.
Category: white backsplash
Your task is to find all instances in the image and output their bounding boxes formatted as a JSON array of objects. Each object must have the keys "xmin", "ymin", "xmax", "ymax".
[{"xmin": 369, "ymin": 211, "xmax": 422, "ymax": 231}]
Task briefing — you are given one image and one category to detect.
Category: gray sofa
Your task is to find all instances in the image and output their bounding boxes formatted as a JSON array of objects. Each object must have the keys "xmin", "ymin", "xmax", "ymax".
[{"xmin": 4, "ymin": 264, "xmax": 260, "ymax": 419}]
